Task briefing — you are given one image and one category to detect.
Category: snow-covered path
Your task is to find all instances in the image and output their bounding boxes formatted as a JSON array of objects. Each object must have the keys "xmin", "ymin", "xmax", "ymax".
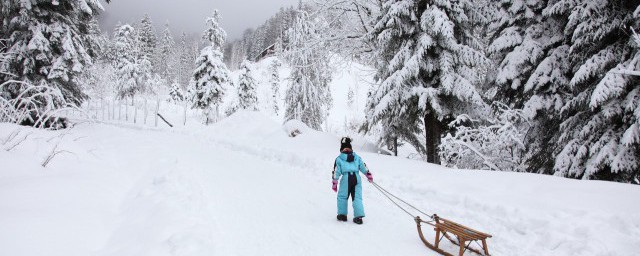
[
  {"xmin": 88, "ymin": 114, "xmax": 427, "ymax": 256},
  {"xmin": 2, "ymin": 112, "xmax": 640, "ymax": 256}
]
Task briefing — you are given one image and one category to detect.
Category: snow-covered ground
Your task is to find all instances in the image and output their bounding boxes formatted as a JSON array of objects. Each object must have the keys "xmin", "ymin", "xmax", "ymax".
[{"xmin": 1, "ymin": 111, "xmax": 640, "ymax": 256}]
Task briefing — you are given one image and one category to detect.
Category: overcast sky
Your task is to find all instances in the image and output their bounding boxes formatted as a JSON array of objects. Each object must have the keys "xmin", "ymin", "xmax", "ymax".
[{"xmin": 98, "ymin": 0, "xmax": 299, "ymax": 40}]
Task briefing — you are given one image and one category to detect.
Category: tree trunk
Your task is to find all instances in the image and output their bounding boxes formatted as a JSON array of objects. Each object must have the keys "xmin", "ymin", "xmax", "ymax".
[
  {"xmin": 424, "ymin": 112, "xmax": 441, "ymax": 164},
  {"xmin": 393, "ymin": 136, "xmax": 398, "ymax": 156}
]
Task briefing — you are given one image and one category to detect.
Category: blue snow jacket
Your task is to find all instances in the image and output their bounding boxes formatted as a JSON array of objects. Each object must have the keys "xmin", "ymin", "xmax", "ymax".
[{"xmin": 333, "ymin": 150, "xmax": 369, "ymax": 217}]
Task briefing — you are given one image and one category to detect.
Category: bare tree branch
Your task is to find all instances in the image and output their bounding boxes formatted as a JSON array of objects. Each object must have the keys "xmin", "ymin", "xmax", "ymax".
[{"xmin": 4, "ymin": 131, "xmax": 32, "ymax": 152}]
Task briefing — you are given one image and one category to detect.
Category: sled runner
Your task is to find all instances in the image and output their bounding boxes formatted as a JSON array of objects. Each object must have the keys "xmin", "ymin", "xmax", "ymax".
[
  {"xmin": 415, "ymin": 215, "xmax": 492, "ymax": 256},
  {"xmin": 371, "ymin": 181, "xmax": 493, "ymax": 256}
]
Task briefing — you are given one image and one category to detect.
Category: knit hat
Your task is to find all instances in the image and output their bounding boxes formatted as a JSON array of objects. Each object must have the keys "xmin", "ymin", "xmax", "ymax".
[{"xmin": 340, "ymin": 137, "xmax": 352, "ymax": 152}]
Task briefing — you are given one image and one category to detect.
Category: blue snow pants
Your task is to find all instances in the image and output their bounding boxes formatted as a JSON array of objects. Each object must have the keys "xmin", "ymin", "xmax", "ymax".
[{"xmin": 333, "ymin": 152, "xmax": 369, "ymax": 217}]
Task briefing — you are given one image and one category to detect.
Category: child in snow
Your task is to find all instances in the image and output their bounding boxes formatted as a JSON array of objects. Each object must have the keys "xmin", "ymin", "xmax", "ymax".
[{"xmin": 332, "ymin": 137, "xmax": 373, "ymax": 224}]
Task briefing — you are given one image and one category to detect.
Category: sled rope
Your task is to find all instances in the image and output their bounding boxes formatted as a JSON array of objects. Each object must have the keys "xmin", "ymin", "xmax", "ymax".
[
  {"xmin": 371, "ymin": 181, "xmax": 493, "ymax": 256},
  {"xmin": 371, "ymin": 181, "xmax": 433, "ymax": 219}
]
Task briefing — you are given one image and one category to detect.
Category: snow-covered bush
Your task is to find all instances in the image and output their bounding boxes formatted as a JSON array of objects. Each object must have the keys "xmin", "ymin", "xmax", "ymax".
[
  {"xmin": 146, "ymin": 74, "xmax": 165, "ymax": 96},
  {"xmin": 0, "ymin": 80, "xmax": 74, "ymax": 129},
  {"xmin": 283, "ymin": 119, "xmax": 309, "ymax": 137},
  {"xmin": 440, "ymin": 102, "xmax": 530, "ymax": 172}
]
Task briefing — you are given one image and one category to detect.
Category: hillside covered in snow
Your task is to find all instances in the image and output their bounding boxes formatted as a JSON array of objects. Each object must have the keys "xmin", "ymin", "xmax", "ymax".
[{"xmin": 1, "ymin": 111, "xmax": 640, "ymax": 256}]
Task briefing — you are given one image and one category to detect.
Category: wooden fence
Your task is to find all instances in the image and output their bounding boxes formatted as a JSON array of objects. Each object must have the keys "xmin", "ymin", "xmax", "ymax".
[{"xmin": 69, "ymin": 98, "xmax": 192, "ymax": 127}]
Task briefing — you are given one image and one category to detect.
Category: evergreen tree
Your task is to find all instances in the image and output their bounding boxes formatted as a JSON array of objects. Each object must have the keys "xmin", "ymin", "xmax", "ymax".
[
  {"xmin": 0, "ymin": 0, "xmax": 104, "ymax": 108},
  {"xmin": 224, "ymin": 6, "xmax": 299, "ymax": 69},
  {"xmin": 189, "ymin": 10, "xmax": 232, "ymax": 124},
  {"xmin": 158, "ymin": 22, "xmax": 176, "ymax": 82},
  {"xmin": 347, "ymin": 86, "xmax": 354, "ymax": 108},
  {"xmin": 237, "ymin": 60, "xmax": 258, "ymax": 110},
  {"xmin": 251, "ymin": 29, "xmax": 266, "ymax": 60},
  {"xmin": 366, "ymin": 0, "xmax": 487, "ymax": 163},
  {"xmin": 487, "ymin": 0, "xmax": 571, "ymax": 173},
  {"xmin": 169, "ymin": 80, "xmax": 184, "ymax": 102},
  {"xmin": 551, "ymin": 0, "xmax": 640, "ymax": 183},
  {"xmin": 177, "ymin": 32, "xmax": 192, "ymax": 89},
  {"xmin": 283, "ymin": 11, "xmax": 333, "ymax": 130},
  {"xmin": 112, "ymin": 24, "xmax": 149, "ymax": 101},
  {"xmin": 137, "ymin": 14, "xmax": 157, "ymax": 63},
  {"xmin": 269, "ymin": 59, "xmax": 282, "ymax": 115}
]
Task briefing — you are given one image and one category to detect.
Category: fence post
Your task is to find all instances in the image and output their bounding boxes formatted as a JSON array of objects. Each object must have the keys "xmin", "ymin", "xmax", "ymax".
[
  {"xmin": 110, "ymin": 100, "xmax": 114, "ymax": 120},
  {"xmin": 154, "ymin": 99, "xmax": 160, "ymax": 127},
  {"xmin": 134, "ymin": 100, "xmax": 138, "ymax": 124},
  {"xmin": 118, "ymin": 101, "xmax": 122, "ymax": 121},
  {"xmin": 101, "ymin": 99, "xmax": 104, "ymax": 120},
  {"xmin": 108, "ymin": 100, "xmax": 112, "ymax": 120},
  {"xmin": 87, "ymin": 99, "xmax": 91, "ymax": 119},
  {"xmin": 125, "ymin": 101, "xmax": 129, "ymax": 121},
  {"xmin": 183, "ymin": 100, "xmax": 187, "ymax": 126},
  {"xmin": 144, "ymin": 99, "xmax": 148, "ymax": 125}
]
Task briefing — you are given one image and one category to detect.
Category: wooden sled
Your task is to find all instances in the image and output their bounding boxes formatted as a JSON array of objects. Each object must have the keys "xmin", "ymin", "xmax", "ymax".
[{"xmin": 415, "ymin": 215, "xmax": 492, "ymax": 256}]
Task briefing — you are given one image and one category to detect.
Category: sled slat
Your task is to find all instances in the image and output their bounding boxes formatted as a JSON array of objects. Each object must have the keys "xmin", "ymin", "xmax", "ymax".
[
  {"xmin": 437, "ymin": 220, "xmax": 489, "ymax": 241},
  {"xmin": 439, "ymin": 217, "xmax": 492, "ymax": 238},
  {"xmin": 415, "ymin": 215, "xmax": 492, "ymax": 256}
]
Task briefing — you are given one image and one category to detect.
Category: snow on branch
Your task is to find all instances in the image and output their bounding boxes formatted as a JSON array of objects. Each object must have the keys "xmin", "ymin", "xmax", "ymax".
[
  {"xmin": 633, "ymin": 27, "xmax": 640, "ymax": 48},
  {"xmin": 2, "ymin": 129, "xmax": 32, "ymax": 152},
  {"xmin": 610, "ymin": 27, "xmax": 640, "ymax": 77},
  {"xmin": 0, "ymin": 80, "xmax": 80, "ymax": 129},
  {"xmin": 41, "ymin": 142, "xmax": 73, "ymax": 168},
  {"xmin": 439, "ymin": 102, "xmax": 530, "ymax": 172},
  {"xmin": 610, "ymin": 69, "xmax": 640, "ymax": 77}
]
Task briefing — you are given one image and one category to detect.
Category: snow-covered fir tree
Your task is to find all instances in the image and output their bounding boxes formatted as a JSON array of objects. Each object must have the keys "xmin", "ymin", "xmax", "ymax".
[
  {"xmin": 365, "ymin": 0, "xmax": 487, "ymax": 163},
  {"xmin": 189, "ymin": 10, "xmax": 231, "ymax": 124},
  {"xmin": 551, "ymin": 1, "xmax": 640, "ymax": 183},
  {"xmin": 112, "ymin": 24, "xmax": 150, "ymax": 101},
  {"xmin": 236, "ymin": 60, "xmax": 258, "ymax": 111},
  {"xmin": 157, "ymin": 23, "xmax": 176, "ymax": 82},
  {"xmin": 486, "ymin": 0, "xmax": 570, "ymax": 173},
  {"xmin": 0, "ymin": 0, "xmax": 104, "ymax": 109},
  {"xmin": 137, "ymin": 14, "xmax": 157, "ymax": 64},
  {"xmin": 177, "ymin": 32, "xmax": 192, "ymax": 89},
  {"xmin": 482, "ymin": 0, "xmax": 640, "ymax": 183},
  {"xmin": 347, "ymin": 86, "xmax": 354, "ymax": 108},
  {"xmin": 230, "ymin": 43, "xmax": 246, "ymax": 70},
  {"xmin": 251, "ymin": 29, "xmax": 266, "ymax": 60},
  {"xmin": 169, "ymin": 80, "xmax": 184, "ymax": 102},
  {"xmin": 269, "ymin": 59, "xmax": 281, "ymax": 115},
  {"xmin": 283, "ymin": 11, "xmax": 333, "ymax": 130}
]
